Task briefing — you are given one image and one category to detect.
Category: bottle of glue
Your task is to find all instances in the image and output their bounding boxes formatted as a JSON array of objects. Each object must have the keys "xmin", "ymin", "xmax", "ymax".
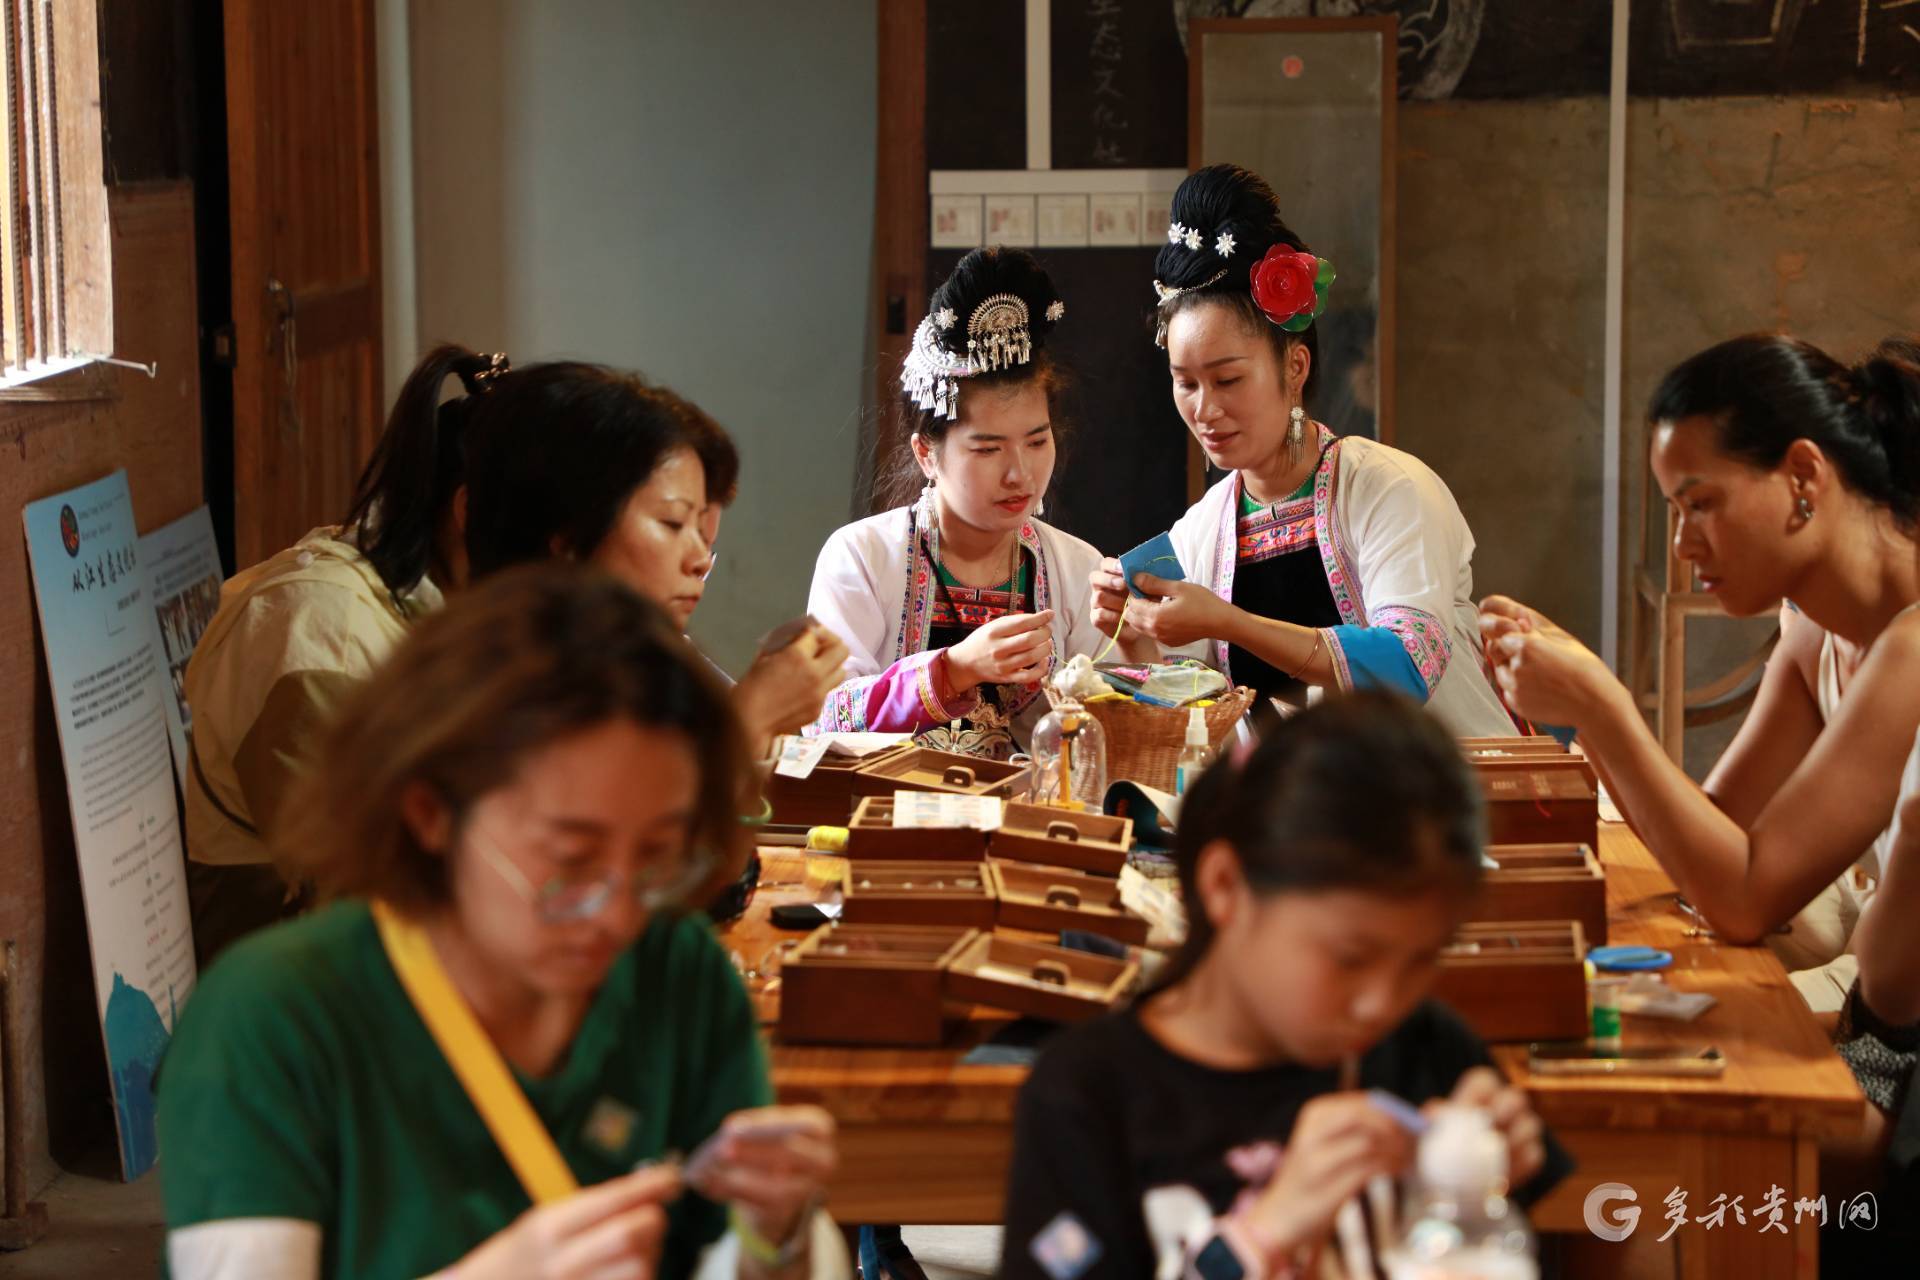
[{"xmin": 1175, "ymin": 706, "xmax": 1215, "ymax": 796}]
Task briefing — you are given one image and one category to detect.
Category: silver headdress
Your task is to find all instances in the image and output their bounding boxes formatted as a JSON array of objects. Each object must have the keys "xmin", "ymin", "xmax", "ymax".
[{"xmin": 902, "ymin": 291, "xmax": 1051, "ymax": 421}]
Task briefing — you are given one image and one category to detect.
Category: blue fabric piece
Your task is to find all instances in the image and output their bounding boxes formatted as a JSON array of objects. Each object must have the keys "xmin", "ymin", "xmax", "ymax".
[
  {"xmin": 1119, "ymin": 531, "xmax": 1184, "ymax": 598},
  {"xmin": 1331, "ymin": 624, "xmax": 1428, "ymax": 701},
  {"xmin": 1539, "ymin": 722, "xmax": 1579, "ymax": 747}
]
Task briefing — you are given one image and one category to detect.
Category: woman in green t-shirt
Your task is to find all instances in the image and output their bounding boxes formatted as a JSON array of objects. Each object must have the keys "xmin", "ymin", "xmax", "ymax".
[{"xmin": 158, "ymin": 566, "xmax": 842, "ymax": 1280}]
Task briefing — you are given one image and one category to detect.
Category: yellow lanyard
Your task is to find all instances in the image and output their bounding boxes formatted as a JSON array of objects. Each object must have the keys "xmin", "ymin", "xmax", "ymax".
[{"xmin": 371, "ymin": 900, "xmax": 580, "ymax": 1205}]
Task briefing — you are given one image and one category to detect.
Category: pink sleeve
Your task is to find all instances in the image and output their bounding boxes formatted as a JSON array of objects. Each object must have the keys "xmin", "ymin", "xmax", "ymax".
[{"xmin": 811, "ymin": 648, "xmax": 980, "ymax": 735}]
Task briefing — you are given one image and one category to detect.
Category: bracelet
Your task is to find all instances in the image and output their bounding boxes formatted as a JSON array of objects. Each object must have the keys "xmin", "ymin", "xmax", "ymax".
[
  {"xmin": 1287, "ymin": 628, "xmax": 1324, "ymax": 681},
  {"xmin": 730, "ymin": 1202, "xmax": 813, "ymax": 1270}
]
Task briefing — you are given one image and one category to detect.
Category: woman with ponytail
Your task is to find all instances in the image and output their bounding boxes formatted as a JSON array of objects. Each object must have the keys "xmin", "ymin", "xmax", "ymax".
[
  {"xmin": 1088, "ymin": 165, "xmax": 1514, "ymax": 735},
  {"xmin": 1481, "ymin": 334, "xmax": 1920, "ymax": 1196},
  {"xmin": 185, "ymin": 346, "xmax": 842, "ymax": 962},
  {"xmin": 998, "ymin": 693, "xmax": 1567, "ymax": 1279}
]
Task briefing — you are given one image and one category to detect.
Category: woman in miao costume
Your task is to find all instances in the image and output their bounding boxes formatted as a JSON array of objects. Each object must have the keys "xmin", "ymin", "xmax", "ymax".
[
  {"xmin": 806, "ymin": 247, "xmax": 1106, "ymax": 761},
  {"xmin": 1089, "ymin": 165, "xmax": 1515, "ymax": 737}
]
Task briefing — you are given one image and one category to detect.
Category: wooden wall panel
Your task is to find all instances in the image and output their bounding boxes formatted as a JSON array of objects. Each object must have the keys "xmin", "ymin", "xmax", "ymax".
[{"xmin": 0, "ymin": 182, "xmax": 202, "ymax": 1201}]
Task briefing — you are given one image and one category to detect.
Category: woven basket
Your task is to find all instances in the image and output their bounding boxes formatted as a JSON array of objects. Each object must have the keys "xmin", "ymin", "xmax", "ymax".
[{"xmin": 1086, "ymin": 685, "xmax": 1255, "ymax": 793}]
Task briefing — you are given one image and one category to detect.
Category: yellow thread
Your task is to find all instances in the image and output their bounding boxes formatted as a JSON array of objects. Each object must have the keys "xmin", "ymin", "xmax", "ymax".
[{"xmin": 1092, "ymin": 597, "xmax": 1131, "ymax": 665}]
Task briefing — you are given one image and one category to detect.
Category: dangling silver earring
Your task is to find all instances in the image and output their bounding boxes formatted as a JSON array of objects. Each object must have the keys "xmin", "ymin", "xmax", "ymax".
[
  {"xmin": 1035, "ymin": 495, "xmax": 1046, "ymax": 518},
  {"xmin": 1288, "ymin": 404, "xmax": 1307, "ymax": 458},
  {"xmin": 1797, "ymin": 495, "xmax": 1814, "ymax": 522}
]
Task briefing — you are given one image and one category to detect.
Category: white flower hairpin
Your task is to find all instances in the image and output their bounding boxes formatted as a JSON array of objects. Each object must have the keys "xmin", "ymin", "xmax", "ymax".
[
  {"xmin": 1215, "ymin": 232, "xmax": 1236, "ymax": 258},
  {"xmin": 1046, "ymin": 300, "xmax": 1065, "ymax": 322},
  {"xmin": 1167, "ymin": 222, "xmax": 1187, "ymax": 246},
  {"xmin": 934, "ymin": 307, "xmax": 957, "ymax": 330}
]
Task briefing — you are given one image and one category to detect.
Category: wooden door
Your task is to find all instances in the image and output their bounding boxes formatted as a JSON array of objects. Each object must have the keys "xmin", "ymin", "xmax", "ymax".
[{"xmin": 224, "ymin": 0, "xmax": 382, "ymax": 569}]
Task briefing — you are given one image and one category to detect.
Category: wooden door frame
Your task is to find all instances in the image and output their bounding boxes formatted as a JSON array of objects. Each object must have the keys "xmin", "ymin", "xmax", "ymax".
[
  {"xmin": 869, "ymin": 0, "xmax": 927, "ymax": 515},
  {"xmin": 1185, "ymin": 16, "xmax": 1397, "ymax": 503}
]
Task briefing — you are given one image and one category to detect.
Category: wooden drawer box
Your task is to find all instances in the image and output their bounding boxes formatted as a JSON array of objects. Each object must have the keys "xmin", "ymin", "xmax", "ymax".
[
  {"xmin": 844, "ymin": 797, "xmax": 991, "ymax": 859},
  {"xmin": 1473, "ymin": 843, "xmax": 1608, "ymax": 945},
  {"xmin": 765, "ymin": 746, "xmax": 908, "ymax": 828},
  {"xmin": 777, "ymin": 926, "xmax": 976, "ymax": 1046},
  {"xmin": 1479, "ymin": 767, "xmax": 1599, "ymax": 848},
  {"xmin": 943, "ymin": 932, "xmax": 1139, "ymax": 1025},
  {"xmin": 986, "ymin": 803, "xmax": 1132, "ymax": 875},
  {"xmin": 851, "ymin": 747, "xmax": 1029, "ymax": 799},
  {"xmin": 988, "ymin": 861, "xmax": 1150, "ymax": 945},
  {"xmin": 1432, "ymin": 921, "xmax": 1590, "ymax": 1043},
  {"xmin": 839, "ymin": 861, "xmax": 997, "ymax": 928}
]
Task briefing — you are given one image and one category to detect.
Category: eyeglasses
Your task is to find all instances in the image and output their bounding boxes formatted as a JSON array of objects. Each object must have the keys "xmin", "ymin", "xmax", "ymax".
[{"xmin": 468, "ymin": 823, "xmax": 712, "ymax": 923}]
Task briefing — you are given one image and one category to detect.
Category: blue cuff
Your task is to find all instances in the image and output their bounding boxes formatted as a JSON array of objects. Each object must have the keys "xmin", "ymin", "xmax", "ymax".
[{"xmin": 1330, "ymin": 624, "xmax": 1429, "ymax": 701}]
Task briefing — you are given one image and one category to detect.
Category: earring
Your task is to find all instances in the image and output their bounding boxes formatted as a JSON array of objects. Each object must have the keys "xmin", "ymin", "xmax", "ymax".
[
  {"xmin": 1035, "ymin": 496, "xmax": 1046, "ymax": 518},
  {"xmin": 1288, "ymin": 404, "xmax": 1306, "ymax": 453},
  {"xmin": 1797, "ymin": 495, "xmax": 1814, "ymax": 521}
]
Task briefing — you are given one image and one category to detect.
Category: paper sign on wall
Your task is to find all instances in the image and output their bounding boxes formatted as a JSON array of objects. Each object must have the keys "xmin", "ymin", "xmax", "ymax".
[{"xmin": 21, "ymin": 471, "xmax": 198, "ymax": 1180}]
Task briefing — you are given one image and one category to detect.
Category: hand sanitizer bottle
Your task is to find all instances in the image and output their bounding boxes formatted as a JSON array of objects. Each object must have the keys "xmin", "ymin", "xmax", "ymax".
[{"xmin": 1174, "ymin": 706, "xmax": 1215, "ymax": 796}]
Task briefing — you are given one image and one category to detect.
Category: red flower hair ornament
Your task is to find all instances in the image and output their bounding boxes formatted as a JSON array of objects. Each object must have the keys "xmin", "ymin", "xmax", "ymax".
[{"xmin": 1249, "ymin": 247, "xmax": 1335, "ymax": 332}]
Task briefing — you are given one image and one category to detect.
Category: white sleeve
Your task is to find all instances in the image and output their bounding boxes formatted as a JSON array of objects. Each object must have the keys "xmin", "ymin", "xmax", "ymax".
[
  {"xmin": 1333, "ymin": 447, "xmax": 1472, "ymax": 695},
  {"xmin": 806, "ymin": 529, "xmax": 889, "ymax": 681},
  {"xmin": 167, "ymin": 1219, "xmax": 323, "ymax": 1280}
]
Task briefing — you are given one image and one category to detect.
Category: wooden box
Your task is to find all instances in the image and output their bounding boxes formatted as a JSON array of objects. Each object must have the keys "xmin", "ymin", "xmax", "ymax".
[
  {"xmin": 987, "ymin": 803, "xmax": 1133, "ymax": 875},
  {"xmin": 777, "ymin": 925, "xmax": 976, "ymax": 1046},
  {"xmin": 844, "ymin": 796, "xmax": 991, "ymax": 859},
  {"xmin": 944, "ymin": 932, "xmax": 1140, "ymax": 1025},
  {"xmin": 851, "ymin": 747, "xmax": 1029, "ymax": 799},
  {"xmin": 1459, "ymin": 735, "xmax": 1567, "ymax": 754},
  {"xmin": 1473, "ymin": 843, "xmax": 1608, "ymax": 945},
  {"xmin": 1432, "ymin": 921, "xmax": 1590, "ymax": 1043},
  {"xmin": 988, "ymin": 861, "xmax": 1150, "ymax": 946},
  {"xmin": 1466, "ymin": 741, "xmax": 1598, "ymax": 789},
  {"xmin": 764, "ymin": 746, "xmax": 909, "ymax": 828},
  {"xmin": 1479, "ymin": 766, "xmax": 1599, "ymax": 848},
  {"xmin": 840, "ymin": 861, "xmax": 998, "ymax": 928}
]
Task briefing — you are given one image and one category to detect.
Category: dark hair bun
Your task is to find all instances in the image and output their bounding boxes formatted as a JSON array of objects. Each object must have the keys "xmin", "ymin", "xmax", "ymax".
[
  {"xmin": 1154, "ymin": 163, "xmax": 1310, "ymax": 294},
  {"xmin": 926, "ymin": 247, "xmax": 1063, "ymax": 359},
  {"xmin": 1855, "ymin": 338, "xmax": 1920, "ymax": 494}
]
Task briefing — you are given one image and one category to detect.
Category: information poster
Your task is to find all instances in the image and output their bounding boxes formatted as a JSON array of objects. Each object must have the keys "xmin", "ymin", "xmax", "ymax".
[
  {"xmin": 21, "ymin": 471, "xmax": 198, "ymax": 1180},
  {"xmin": 138, "ymin": 506, "xmax": 223, "ymax": 789}
]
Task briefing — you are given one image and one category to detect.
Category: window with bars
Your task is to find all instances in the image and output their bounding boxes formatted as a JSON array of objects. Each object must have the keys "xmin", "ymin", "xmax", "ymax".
[{"xmin": 2, "ymin": 0, "xmax": 110, "ymax": 387}]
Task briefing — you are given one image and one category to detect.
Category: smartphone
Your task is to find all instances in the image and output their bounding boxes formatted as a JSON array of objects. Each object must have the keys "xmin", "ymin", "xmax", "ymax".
[{"xmin": 1527, "ymin": 1042, "xmax": 1725, "ymax": 1077}]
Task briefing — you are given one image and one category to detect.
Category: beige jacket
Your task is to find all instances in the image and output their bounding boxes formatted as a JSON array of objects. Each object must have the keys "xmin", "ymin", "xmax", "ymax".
[{"xmin": 182, "ymin": 527, "xmax": 441, "ymax": 866}]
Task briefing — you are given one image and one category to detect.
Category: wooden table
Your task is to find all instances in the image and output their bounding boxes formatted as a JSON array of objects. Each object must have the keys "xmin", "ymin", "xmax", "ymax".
[
  {"xmin": 1491, "ymin": 825, "xmax": 1864, "ymax": 1278},
  {"xmin": 727, "ymin": 832, "xmax": 1865, "ymax": 1275}
]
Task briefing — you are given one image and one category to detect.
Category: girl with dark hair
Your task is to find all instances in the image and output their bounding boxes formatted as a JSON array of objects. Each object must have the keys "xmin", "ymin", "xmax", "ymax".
[
  {"xmin": 805, "ymin": 247, "xmax": 1105, "ymax": 760},
  {"xmin": 998, "ymin": 692, "xmax": 1568, "ymax": 1279},
  {"xmin": 183, "ymin": 346, "xmax": 843, "ymax": 962},
  {"xmin": 1481, "ymin": 333, "xmax": 1920, "ymax": 1195},
  {"xmin": 1088, "ymin": 165, "xmax": 1514, "ymax": 735},
  {"xmin": 159, "ymin": 567, "xmax": 845, "ymax": 1279}
]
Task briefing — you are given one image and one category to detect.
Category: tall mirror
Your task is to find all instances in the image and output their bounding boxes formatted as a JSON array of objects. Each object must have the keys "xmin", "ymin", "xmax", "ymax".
[{"xmin": 1191, "ymin": 17, "xmax": 1396, "ymax": 503}]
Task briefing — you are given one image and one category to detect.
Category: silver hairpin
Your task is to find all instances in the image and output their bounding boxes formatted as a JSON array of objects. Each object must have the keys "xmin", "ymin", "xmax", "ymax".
[
  {"xmin": 1152, "ymin": 268, "xmax": 1230, "ymax": 304},
  {"xmin": 1046, "ymin": 300, "xmax": 1066, "ymax": 322}
]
